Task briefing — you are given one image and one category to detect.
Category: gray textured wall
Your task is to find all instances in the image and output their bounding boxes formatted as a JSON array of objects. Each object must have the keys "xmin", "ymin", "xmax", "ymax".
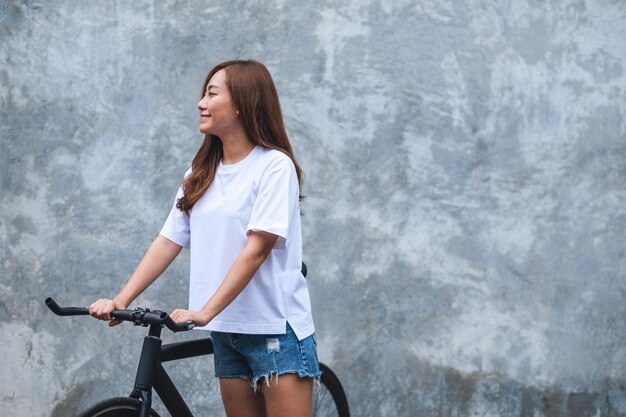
[{"xmin": 1, "ymin": 1, "xmax": 625, "ymax": 416}]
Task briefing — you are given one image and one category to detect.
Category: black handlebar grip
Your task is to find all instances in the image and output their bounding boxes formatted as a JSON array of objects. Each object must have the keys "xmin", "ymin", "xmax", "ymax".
[
  {"xmin": 45, "ymin": 297, "xmax": 89, "ymax": 316},
  {"xmin": 110, "ymin": 310, "xmax": 134, "ymax": 321}
]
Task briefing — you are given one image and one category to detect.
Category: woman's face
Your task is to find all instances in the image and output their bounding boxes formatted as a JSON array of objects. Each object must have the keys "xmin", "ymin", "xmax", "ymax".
[{"xmin": 198, "ymin": 69, "xmax": 239, "ymax": 136}]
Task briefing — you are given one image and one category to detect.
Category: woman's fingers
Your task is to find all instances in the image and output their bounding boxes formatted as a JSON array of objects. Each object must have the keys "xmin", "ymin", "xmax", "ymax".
[
  {"xmin": 170, "ymin": 309, "xmax": 182, "ymax": 322},
  {"xmin": 88, "ymin": 299, "xmax": 104, "ymax": 318},
  {"xmin": 98, "ymin": 300, "xmax": 110, "ymax": 320},
  {"xmin": 103, "ymin": 301, "xmax": 115, "ymax": 321},
  {"xmin": 170, "ymin": 309, "xmax": 208, "ymax": 326},
  {"xmin": 88, "ymin": 299, "xmax": 117, "ymax": 321},
  {"xmin": 170, "ymin": 309, "xmax": 191, "ymax": 323}
]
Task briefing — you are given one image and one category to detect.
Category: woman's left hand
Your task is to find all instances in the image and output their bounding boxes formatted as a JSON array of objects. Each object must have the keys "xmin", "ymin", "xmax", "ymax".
[{"xmin": 170, "ymin": 309, "xmax": 210, "ymax": 327}]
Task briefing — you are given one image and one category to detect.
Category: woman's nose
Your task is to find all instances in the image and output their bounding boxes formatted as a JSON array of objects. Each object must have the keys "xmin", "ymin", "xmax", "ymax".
[{"xmin": 198, "ymin": 97, "xmax": 207, "ymax": 110}]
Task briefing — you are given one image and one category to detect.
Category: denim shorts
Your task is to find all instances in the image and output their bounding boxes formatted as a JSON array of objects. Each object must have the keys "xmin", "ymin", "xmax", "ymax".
[{"xmin": 211, "ymin": 323, "xmax": 321, "ymax": 389}]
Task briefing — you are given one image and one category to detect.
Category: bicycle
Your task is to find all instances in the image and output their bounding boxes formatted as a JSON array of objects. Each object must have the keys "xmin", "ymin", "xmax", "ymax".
[{"xmin": 45, "ymin": 293, "xmax": 350, "ymax": 417}]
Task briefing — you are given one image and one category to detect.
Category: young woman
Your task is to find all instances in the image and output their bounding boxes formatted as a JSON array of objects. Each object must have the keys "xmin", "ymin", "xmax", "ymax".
[{"xmin": 89, "ymin": 60, "xmax": 319, "ymax": 417}]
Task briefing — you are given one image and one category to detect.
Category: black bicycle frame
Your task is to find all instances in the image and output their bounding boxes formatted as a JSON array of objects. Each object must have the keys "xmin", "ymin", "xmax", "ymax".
[{"xmin": 129, "ymin": 324, "xmax": 214, "ymax": 417}]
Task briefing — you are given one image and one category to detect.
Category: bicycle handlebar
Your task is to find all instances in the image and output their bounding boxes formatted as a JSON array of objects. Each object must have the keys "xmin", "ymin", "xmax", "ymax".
[{"xmin": 45, "ymin": 297, "xmax": 195, "ymax": 332}]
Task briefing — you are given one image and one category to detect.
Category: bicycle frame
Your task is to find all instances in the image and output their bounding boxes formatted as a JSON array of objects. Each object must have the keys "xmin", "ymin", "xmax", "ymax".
[{"xmin": 129, "ymin": 323, "xmax": 214, "ymax": 417}]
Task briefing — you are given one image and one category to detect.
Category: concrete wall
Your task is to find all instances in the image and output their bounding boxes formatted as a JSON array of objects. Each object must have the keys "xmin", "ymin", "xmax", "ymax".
[{"xmin": 1, "ymin": 1, "xmax": 625, "ymax": 416}]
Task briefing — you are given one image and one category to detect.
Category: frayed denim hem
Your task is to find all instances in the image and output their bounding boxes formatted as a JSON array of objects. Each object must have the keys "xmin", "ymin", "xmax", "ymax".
[{"xmin": 250, "ymin": 369, "xmax": 322, "ymax": 392}]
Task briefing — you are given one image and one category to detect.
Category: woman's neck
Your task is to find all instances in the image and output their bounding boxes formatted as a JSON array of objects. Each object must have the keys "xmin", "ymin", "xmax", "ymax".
[{"xmin": 220, "ymin": 129, "xmax": 255, "ymax": 165}]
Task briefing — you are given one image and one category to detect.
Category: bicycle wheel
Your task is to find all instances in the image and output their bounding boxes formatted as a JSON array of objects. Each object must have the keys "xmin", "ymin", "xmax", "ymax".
[
  {"xmin": 79, "ymin": 397, "xmax": 161, "ymax": 417},
  {"xmin": 313, "ymin": 363, "xmax": 350, "ymax": 417}
]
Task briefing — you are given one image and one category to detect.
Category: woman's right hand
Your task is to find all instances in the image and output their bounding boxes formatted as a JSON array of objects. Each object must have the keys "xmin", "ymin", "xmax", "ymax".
[{"xmin": 88, "ymin": 298, "xmax": 128, "ymax": 327}]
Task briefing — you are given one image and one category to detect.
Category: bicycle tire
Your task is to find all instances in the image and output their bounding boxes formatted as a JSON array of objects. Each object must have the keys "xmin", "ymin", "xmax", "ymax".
[
  {"xmin": 79, "ymin": 397, "xmax": 161, "ymax": 417},
  {"xmin": 314, "ymin": 363, "xmax": 350, "ymax": 417}
]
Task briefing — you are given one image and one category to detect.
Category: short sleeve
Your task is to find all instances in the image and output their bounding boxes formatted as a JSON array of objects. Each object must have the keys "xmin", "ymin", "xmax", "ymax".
[
  {"xmin": 246, "ymin": 157, "xmax": 298, "ymax": 249},
  {"xmin": 160, "ymin": 183, "xmax": 191, "ymax": 248}
]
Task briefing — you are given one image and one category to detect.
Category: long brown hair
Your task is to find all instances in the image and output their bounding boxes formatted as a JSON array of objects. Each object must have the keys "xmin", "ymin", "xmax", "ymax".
[{"xmin": 176, "ymin": 60, "xmax": 304, "ymax": 214}]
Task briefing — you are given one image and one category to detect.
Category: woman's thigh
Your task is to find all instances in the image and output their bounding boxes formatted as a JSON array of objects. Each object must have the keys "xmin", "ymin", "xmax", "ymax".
[
  {"xmin": 219, "ymin": 377, "xmax": 266, "ymax": 417},
  {"xmin": 262, "ymin": 373, "xmax": 314, "ymax": 417}
]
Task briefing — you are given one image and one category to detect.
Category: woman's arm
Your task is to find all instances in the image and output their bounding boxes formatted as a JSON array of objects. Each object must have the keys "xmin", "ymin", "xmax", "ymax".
[
  {"xmin": 170, "ymin": 230, "xmax": 278, "ymax": 326},
  {"xmin": 89, "ymin": 234, "xmax": 183, "ymax": 325}
]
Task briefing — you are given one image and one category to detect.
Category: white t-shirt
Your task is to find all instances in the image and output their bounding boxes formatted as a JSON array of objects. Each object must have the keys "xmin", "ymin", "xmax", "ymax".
[{"xmin": 160, "ymin": 146, "xmax": 315, "ymax": 340}]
